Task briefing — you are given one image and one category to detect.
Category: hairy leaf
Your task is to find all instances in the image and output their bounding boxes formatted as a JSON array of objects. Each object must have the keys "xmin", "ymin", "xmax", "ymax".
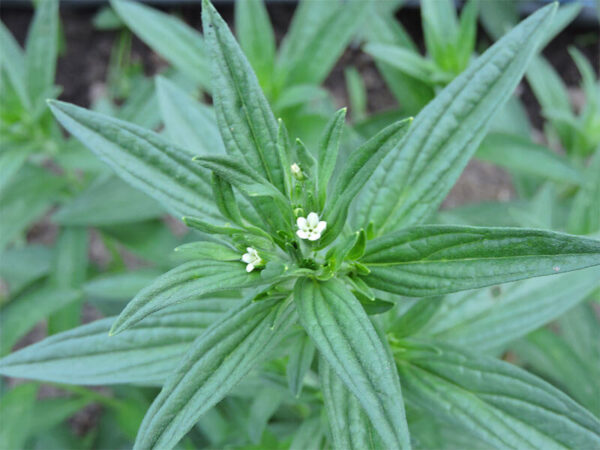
[
  {"xmin": 110, "ymin": 260, "xmax": 266, "ymax": 335},
  {"xmin": 202, "ymin": 0, "xmax": 285, "ymax": 193},
  {"xmin": 355, "ymin": 4, "xmax": 557, "ymax": 234},
  {"xmin": 0, "ymin": 299, "xmax": 237, "ymax": 385},
  {"xmin": 133, "ymin": 298, "xmax": 295, "ymax": 449},
  {"xmin": 294, "ymin": 278, "xmax": 410, "ymax": 449},
  {"xmin": 361, "ymin": 225, "xmax": 600, "ymax": 297},
  {"xmin": 48, "ymin": 100, "xmax": 221, "ymax": 221},
  {"xmin": 397, "ymin": 340, "xmax": 600, "ymax": 449}
]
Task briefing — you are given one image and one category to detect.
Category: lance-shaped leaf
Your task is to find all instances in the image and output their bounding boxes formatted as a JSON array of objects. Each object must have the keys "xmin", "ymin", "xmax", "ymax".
[
  {"xmin": 155, "ymin": 76, "xmax": 224, "ymax": 156},
  {"xmin": 111, "ymin": 0, "xmax": 211, "ymax": 89},
  {"xmin": 361, "ymin": 225, "xmax": 600, "ymax": 297},
  {"xmin": 422, "ymin": 266, "xmax": 600, "ymax": 352},
  {"xmin": 321, "ymin": 118, "xmax": 412, "ymax": 247},
  {"xmin": 110, "ymin": 260, "xmax": 266, "ymax": 335},
  {"xmin": 397, "ymin": 340, "xmax": 600, "ymax": 449},
  {"xmin": 319, "ymin": 356, "xmax": 384, "ymax": 450},
  {"xmin": 354, "ymin": 4, "xmax": 557, "ymax": 235},
  {"xmin": 287, "ymin": 333, "xmax": 315, "ymax": 398},
  {"xmin": 202, "ymin": 0, "xmax": 285, "ymax": 193},
  {"xmin": 48, "ymin": 100, "xmax": 222, "ymax": 221},
  {"xmin": 0, "ymin": 22, "xmax": 30, "ymax": 109},
  {"xmin": 317, "ymin": 108, "xmax": 346, "ymax": 209},
  {"xmin": 294, "ymin": 278, "xmax": 410, "ymax": 449},
  {"xmin": 133, "ymin": 298, "xmax": 296, "ymax": 450},
  {"xmin": 25, "ymin": 0, "xmax": 58, "ymax": 105},
  {"xmin": 0, "ymin": 299, "xmax": 238, "ymax": 386}
]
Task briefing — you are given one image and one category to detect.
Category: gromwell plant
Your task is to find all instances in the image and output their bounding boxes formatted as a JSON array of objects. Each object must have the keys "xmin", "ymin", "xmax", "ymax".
[{"xmin": 2, "ymin": 2, "xmax": 600, "ymax": 449}]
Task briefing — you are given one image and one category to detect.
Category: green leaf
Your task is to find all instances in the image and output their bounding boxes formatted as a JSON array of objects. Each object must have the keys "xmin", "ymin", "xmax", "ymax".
[
  {"xmin": 421, "ymin": 0, "xmax": 458, "ymax": 71},
  {"xmin": 294, "ymin": 278, "xmax": 410, "ymax": 449},
  {"xmin": 0, "ymin": 245, "xmax": 52, "ymax": 300},
  {"xmin": 174, "ymin": 241, "xmax": 241, "ymax": 262},
  {"xmin": 345, "ymin": 67, "xmax": 367, "ymax": 123},
  {"xmin": 286, "ymin": 333, "xmax": 315, "ymax": 397},
  {"xmin": 317, "ymin": 108, "xmax": 346, "ymax": 209},
  {"xmin": 0, "ymin": 299, "xmax": 237, "ymax": 385},
  {"xmin": 110, "ymin": 259, "xmax": 266, "ymax": 335},
  {"xmin": 47, "ymin": 226, "xmax": 88, "ymax": 334},
  {"xmin": 55, "ymin": 175, "xmax": 165, "ymax": 226},
  {"xmin": 0, "ymin": 286, "xmax": 80, "ymax": 355},
  {"xmin": 48, "ymin": 100, "xmax": 222, "ymax": 221},
  {"xmin": 0, "ymin": 22, "xmax": 30, "ymax": 109},
  {"xmin": 568, "ymin": 149, "xmax": 600, "ymax": 235},
  {"xmin": 476, "ymin": 132, "xmax": 583, "ymax": 185},
  {"xmin": 397, "ymin": 339, "xmax": 600, "ymax": 449},
  {"xmin": 321, "ymin": 118, "xmax": 412, "ymax": 247},
  {"xmin": 155, "ymin": 76, "xmax": 224, "ymax": 157},
  {"xmin": 276, "ymin": 0, "xmax": 370, "ymax": 87},
  {"xmin": 202, "ymin": 0, "xmax": 285, "ymax": 193},
  {"xmin": 247, "ymin": 387, "xmax": 283, "ymax": 444},
  {"xmin": 319, "ymin": 356, "xmax": 384, "ymax": 450},
  {"xmin": 0, "ymin": 146, "xmax": 30, "ymax": 194},
  {"xmin": 455, "ymin": 0, "xmax": 478, "ymax": 70},
  {"xmin": 512, "ymin": 322, "xmax": 600, "ymax": 416},
  {"xmin": 421, "ymin": 266, "xmax": 600, "ymax": 351},
  {"xmin": 355, "ymin": 4, "xmax": 557, "ymax": 235},
  {"xmin": 133, "ymin": 298, "xmax": 295, "ymax": 449},
  {"xmin": 364, "ymin": 43, "xmax": 438, "ymax": 83},
  {"xmin": 25, "ymin": 0, "xmax": 58, "ymax": 105},
  {"xmin": 361, "ymin": 225, "xmax": 600, "ymax": 297},
  {"xmin": 0, "ymin": 383, "xmax": 38, "ymax": 450},
  {"xmin": 111, "ymin": 0, "xmax": 211, "ymax": 89},
  {"xmin": 0, "ymin": 164, "xmax": 65, "ymax": 251},
  {"xmin": 234, "ymin": 0, "xmax": 275, "ymax": 90}
]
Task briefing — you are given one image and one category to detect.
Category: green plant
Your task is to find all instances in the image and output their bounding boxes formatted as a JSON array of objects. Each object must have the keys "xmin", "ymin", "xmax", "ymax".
[{"xmin": 2, "ymin": 2, "xmax": 600, "ymax": 449}]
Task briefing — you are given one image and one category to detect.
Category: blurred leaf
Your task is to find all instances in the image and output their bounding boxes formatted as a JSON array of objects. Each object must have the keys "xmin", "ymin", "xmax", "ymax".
[{"xmin": 0, "ymin": 383, "xmax": 38, "ymax": 450}]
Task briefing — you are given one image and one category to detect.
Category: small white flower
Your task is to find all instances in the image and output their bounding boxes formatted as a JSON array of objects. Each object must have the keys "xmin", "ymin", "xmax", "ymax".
[
  {"xmin": 241, "ymin": 247, "xmax": 262, "ymax": 272},
  {"xmin": 296, "ymin": 212, "xmax": 327, "ymax": 241},
  {"xmin": 291, "ymin": 163, "xmax": 301, "ymax": 175}
]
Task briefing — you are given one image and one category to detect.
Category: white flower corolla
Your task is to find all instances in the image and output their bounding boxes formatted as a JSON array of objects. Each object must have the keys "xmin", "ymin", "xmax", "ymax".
[
  {"xmin": 241, "ymin": 247, "xmax": 263, "ymax": 272},
  {"xmin": 296, "ymin": 212, "xmax": 327, "ymax": 241},
  {"xmin": 291, "ymin": 163, "xmax": 301, "ymax": 175}
]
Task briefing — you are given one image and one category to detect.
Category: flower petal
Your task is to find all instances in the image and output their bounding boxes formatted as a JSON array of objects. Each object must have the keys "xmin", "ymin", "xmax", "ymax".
[
  {"xmin": 297, "ymin": 230, "xmax": 309, "ymax": 240},
  {"xmin": 297, "ymin": 217, "xmax": 307, "ymax": 229},
  {"xmin": 308, "ymin": 232, "xmax": 320, "ymax": 241},
  {"xmin": 307, "ymin": 212, "xmax": 319, "ymax": 228},
  {"xmin": 246, "ymin": 263, "xmax": 254, "ymax": 272},
  {"xmin": 316, "ymin": 221, "xmax": 327, "ymax": 233}
]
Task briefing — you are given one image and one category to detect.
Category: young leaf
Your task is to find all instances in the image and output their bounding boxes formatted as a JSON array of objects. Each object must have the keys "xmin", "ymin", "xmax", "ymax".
[
  {"xmin": 319, "ymin": 356, "xmax": 385, "ymax": 450},
  {"xmin": 133, "ymin": 298, "xmax": 296, "ymax": 450},
  {"xmin": 361, "ymin": 225, "xmax": 600, "ymax": 297},
  {"xmin": 317, "ymin": 108, "xmax": 346, "ymax": 209},
  {"xmin": 397, "ymin": 340, "xmax": 600, "ymax": 449},
  {"xmin": 48, "ymin": 100, "xmax": 222, "ymax": 221},
  {"xmin": 0, "ymin": 299, "xmax": 237, "ymax": 385},
  {"xmin": 211, "ymin": 173, "xmax": 244, "ymax": 226},
  {"xmin": 364, "ymin": 44, "xmax": 438, "ymax": 83},
  {"xmin": 355, "ymin": 4, "xmax": 557, "ymax": 235},
  {"xmin": 234, "ymin": 0, "xmax": 276, "ymax": 90},
  {"xmin": 0, "ymin": 146, "xmax": 31, "ymax": 194},
  {"xmin": 345, "ymin": 67, "xmax": 367, "ymax": 122},
  {"xmin": 110, "ymin": 260, "xmax": 266, "ymax": 335},
  {"xmin": 155, "ymin": 76, "xmax": 224, "ymax": 156},
  {"xmin": 25, "ymin": 0, "xmax": 58, "ymax": 105},
  {"xmin": 321, "ymin": 118, "xmax": 412, "ymax": 247},
  {"xmin": 174, "ymin": 241, "xmax": 241, "ymax": 262},
  {"xmin": 294, "ymin": 278, "xmax": 410, "ymax": 449},
  {"xmin": 111, "ymin": 0, "xmax": 211, "ymax": 89},
  {"xmin": 202, "ymin": 0, "xmax": 285, "ymax": 193}
]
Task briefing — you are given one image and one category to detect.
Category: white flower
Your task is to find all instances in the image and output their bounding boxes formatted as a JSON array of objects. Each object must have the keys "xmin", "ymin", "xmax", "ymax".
[
  {"xmin": 291, "ymin": 163, "xmax": 301, "ymax": 175},
  {"xmin": 296, "ymin": 212, "xmax": 327, "ymax": 241},
  {"xmin": 241, "ymin": 247, "xmax": 262, "ymax": 272}
]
